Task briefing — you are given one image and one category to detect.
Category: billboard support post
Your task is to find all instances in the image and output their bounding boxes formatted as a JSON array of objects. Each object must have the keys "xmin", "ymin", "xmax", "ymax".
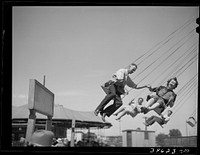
[
  {"xmin": 46, "ymin": 116, "xmax": 52, "ymax": 131},
  {"xmin": 25, "ymin": 79, "xmax": 54, "ymax": 143},
  {"xmin": 25, "ymin": 109, "xmax": 36, "ymax": 142}
]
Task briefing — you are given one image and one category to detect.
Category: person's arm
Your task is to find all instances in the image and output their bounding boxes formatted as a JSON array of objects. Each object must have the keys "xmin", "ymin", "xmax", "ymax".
[
  {"xmin": 126, "ymin": 76, "xmax": 149, "ymax": 89},
  {"xmin": 126, "ymin": 76, "xmax": 137, "ymax": 88},
  {"xmin": 148, "ymin": 86, "xmax": 159, "ymax": 92},
  {"xmin": 166, "ymin": 94, "xmax": 177, "ymax": 108},
  {"xmin": 135, "ymin": 85, "xmax": 149, "ymax": 90}
]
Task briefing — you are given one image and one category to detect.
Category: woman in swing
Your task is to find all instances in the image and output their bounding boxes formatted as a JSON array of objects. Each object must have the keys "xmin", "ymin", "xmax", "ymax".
[{"xmin": 141, "ymin": 77, "xmax": 178, "ymax": 114}]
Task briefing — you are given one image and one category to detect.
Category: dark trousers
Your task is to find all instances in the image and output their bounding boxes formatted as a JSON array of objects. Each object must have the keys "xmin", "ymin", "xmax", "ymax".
[
  {"xmin": 146, "ymin": 116, "xmax": 163, "ymax": 126},
  {"xmin": 95, "ymin": 84, "xmax": 123, "ymax": 117}
]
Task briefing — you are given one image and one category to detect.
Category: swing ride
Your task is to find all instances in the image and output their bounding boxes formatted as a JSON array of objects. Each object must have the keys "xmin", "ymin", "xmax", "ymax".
[{"xmin": 96, "ymin": 16, "xmax": 198, "ymax": 129}]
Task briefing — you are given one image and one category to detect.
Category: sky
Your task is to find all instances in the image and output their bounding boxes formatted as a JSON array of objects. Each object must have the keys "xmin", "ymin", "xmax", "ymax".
[{"xmin": 12, "ymin": 6, "xmax": 199, "ymax": 137}]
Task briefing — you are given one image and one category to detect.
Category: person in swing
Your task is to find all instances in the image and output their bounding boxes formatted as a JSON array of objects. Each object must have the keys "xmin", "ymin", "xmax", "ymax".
[
  {"xmin": 94, "ymin": 63, "xmax": 149, "ymax": 122},
  {"xmin": 141, "ymin": 77, "xmax": 178, "ymax": 114},
  {"xmin": 144, "ymin": 109, "xmax": 173, "ymax": 127},
  {"xmin": 113, "ymin": 97, "xmax": 144, "ymax": 120}
]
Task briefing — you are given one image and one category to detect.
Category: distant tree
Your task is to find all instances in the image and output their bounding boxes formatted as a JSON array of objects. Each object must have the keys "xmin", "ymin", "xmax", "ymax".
[
  {"xmin": 155, "ymin": 133, "xmax": 168, "ymax": 147},
  {"xmin": 169, "ymin": 129, "xmax": 182, "ymax": 137}
]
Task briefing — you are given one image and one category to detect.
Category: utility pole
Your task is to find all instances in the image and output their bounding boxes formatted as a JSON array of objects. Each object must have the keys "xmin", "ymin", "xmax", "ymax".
[
  {"xmin": 119, "ymin": 120, "xmax": 122, "ymax": 136},
  {"xmin": 43, "ymin": 75, "xmax": 46, "ymax": 86},
  {"xmin": 144, "ymin": 116, "xmax": 147, "ymax": 131},
  {"xmin": 144, "ymin": 116, "xmax": 149, "ymax": 141}
]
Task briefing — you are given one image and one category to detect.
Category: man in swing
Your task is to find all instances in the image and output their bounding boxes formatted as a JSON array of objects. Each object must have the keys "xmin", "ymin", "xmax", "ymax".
[
  {"xmin": 141, "ymin": 77, "xmax": 178, "ymax": 115},
  {"xmin": 94, "ymin": 63, "xmax": 149, "ymax": 122}
]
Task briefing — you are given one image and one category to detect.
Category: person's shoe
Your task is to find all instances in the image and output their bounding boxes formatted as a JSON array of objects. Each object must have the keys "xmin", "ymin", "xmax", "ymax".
[
  {"xmin": 101, "ymin": 113, "xmax": 106, "ymax": 122},
  {"xmin": 143, "ymin": 108, "xmax": 149, "ymax": 114},
  {"xmin": 141, "ymin": 107, "xmax": 148, "ymax": 114},
  {"xmin": 140, "ymin": 107, "xmax": 145, "ymax": 113},
  {"xmin": 100, "ymin": 111, "xmax": 103, "ymax": 116},
  {"xmin": 94, "ymin": 110, "xmax": 99, "ymax": 116}
]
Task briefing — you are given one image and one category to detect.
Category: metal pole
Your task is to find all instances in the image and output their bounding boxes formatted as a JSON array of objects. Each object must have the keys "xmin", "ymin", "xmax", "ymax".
[
  {"xmin": 144, "ymin": 117, "xmax": 147, "ymax": 131},
  {"xmin": 43, "ymin": 75, "xmax": 46, "ymax": 86},
  {"xmin": 70, "ymin": 119, "xmax": 75, "ymax": 147},
  {"xmin": 186, "ymin": 121, "xmax": 188, "ymax": 137},
  {"xmin": 119, "ymin": 120, "xmax": 121, "ymax": 136}
]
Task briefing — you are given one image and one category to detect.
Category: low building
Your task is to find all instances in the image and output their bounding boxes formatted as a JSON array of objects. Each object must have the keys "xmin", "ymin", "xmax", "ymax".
[{"xmin": 122, "ymin": 128, "xmax": 155, "ymax": 147}]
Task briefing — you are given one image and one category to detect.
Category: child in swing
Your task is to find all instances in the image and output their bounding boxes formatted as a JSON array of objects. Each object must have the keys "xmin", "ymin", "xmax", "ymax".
[
  {"xmin": 141, "ymin": 77, "xmax": 178, "ymax": 114},
  {"xmin": 113, "ymin": 97, "xmax": 144, "ymax": 120},
  {"xmin": 144, "ymin": 109, "xmax": 173, "ymax": 127}
]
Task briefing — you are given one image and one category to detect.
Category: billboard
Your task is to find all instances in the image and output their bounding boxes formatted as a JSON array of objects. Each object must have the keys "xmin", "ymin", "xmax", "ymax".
[{"xmin": 28, "ymin": 79, "xmax": 54, "ymax": 117}]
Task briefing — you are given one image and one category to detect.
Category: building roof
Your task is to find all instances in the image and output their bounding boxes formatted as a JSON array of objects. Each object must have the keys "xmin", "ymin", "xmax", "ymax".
[{"xmin": 12, "ymin": 104, "xmax": 112, "ymax": 129}]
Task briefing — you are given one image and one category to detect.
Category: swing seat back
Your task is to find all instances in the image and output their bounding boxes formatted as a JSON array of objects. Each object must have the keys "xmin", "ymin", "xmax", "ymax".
[
  {"xmin": 154, "ymin": 107, "xmax": 164, "ymax": 115},
  {"xmin": 101, "ymin": 80, "xmax": 115, "ymax": 94},
  {"xmin": 101, "ymin": 85, "xmax": 109, "ymax": 94}
]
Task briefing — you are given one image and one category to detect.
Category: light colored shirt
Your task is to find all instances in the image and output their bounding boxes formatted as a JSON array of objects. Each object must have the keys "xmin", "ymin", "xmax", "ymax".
[
  {"xmin": 112, "ymin": 68, "xmax": 137, "ymax": 89},
  {"xmin": 161, "ymin": 112, "xmax": 171, "ymax": 124}
]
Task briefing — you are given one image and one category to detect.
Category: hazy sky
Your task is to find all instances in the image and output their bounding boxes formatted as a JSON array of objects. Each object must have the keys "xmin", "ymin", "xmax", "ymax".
[{"xmin": 12, "ymin": 6, "xmax": 198, "ymax": 137}]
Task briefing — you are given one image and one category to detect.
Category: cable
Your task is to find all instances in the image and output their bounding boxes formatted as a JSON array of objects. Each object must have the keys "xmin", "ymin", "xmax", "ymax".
[
  {"xmin": 133, "ymin": 15, "xmax": 196, "ymax": 66},
  {"xmin": 125, "ymin": 32, "xmax": 196, "ymax": 97},
  {"xmin": 171, "ymin": 84, "xmax": 197, "ymax": 119},
  {"xmin": 171, "ymin": 74, "xmax": 197, "ymax": 113}
]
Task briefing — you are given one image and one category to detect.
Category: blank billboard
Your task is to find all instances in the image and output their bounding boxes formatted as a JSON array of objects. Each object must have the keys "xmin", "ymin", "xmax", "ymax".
[{"xmin": 28, "ymin": 79, "xmax": 54, "ymax": 117}]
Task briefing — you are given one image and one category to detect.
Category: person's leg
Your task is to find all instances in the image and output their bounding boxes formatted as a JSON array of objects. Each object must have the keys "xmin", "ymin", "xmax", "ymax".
[
  {"xmin": 145, "ymin": 98, "xmax": 156, "ymax": 108},
  {"xmin": 145, "ymin": 116, "xmax": 156, "ymax": 126},
  {"xmin": 141, "ymin": 98, "xmax": 156, "ymax": 114},
  {"xmin": 113, "ymin": 107, "xmax": 125, "ymax": 116},
  {"xmin": 147, "ymin": 102, "xmax": 161, "ymax": 110},
  {"xmin": 115, "ymin": 110, "xmax": 127, "ymax": 120},
  {"xmin": 94, "ymin": 84, "xmax": 116, "ymax": 115},
  {"xmin": 102, "ymin": 94, "xmax": 123, "ymax": 117},
  {"xmin": 115, "ymin": 107, "xmax": 130, "ymax": 120}
]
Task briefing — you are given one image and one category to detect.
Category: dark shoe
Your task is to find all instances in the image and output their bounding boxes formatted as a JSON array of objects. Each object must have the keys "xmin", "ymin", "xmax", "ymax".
[
  {"xmin": 94, "ymin": 110, "xmax": 99, "ymax": 116},
  {"xmin": 101, "ymin": 113, "xmax": 106, "ymax": 122},
  {"xmin": 140, "ymin": 107, "xmax": 145, "ymax": 113},
  {"xmin": 141, "ymin": 107, "xmax": 148, "ymax": 114},
  {"xmin": 143, "ymin": 108, "xmax": 149, "ymax": 114},
  {"xmin": 100, "ymin": 111, "xmax": 103, "ymax": 116},
  {"xmin": 146, "ymin": 95, "xmax": 151, "ymax": 101}
]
